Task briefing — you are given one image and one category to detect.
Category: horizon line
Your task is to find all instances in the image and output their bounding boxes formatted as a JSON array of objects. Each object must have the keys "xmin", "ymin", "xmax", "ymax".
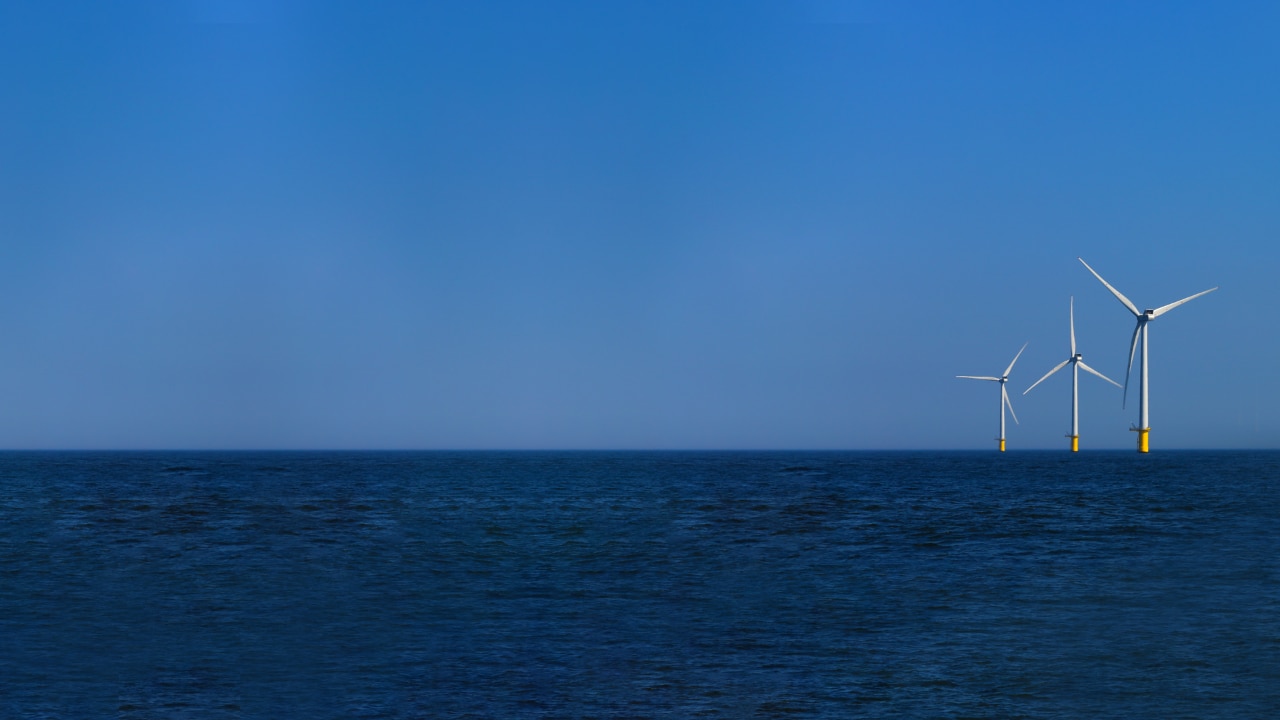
[{"xmin": 0, "ymin": 447, "xmax": 1271, "ymax": 453}]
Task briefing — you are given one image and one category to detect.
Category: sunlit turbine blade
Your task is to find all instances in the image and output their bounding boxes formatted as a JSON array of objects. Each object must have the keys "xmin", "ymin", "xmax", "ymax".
[
  {"xmin": 1003, "ymin": 342, "xmax": 1029, "ymax": 377},
  {"xmin": 1077, "ymin": 360, "xmax": 1122, "ymax": 389},
  {"xmin": 1078, "ymin": 257, "xmax": 1140, "ymax": 317},
  {"xmin": 1003, "ymin": 385, "xmax": 1019, "ymax": 425},
  {"xmin": 1123, "ymin": 321, "xmax": 1142, "ymax": 408},
  {"xmin": 1151, "ymin": 286, "xmax": 1218, "ymax": 318},
  {"xmin": 1024, "ymin": 359, "xmax": 1070, "ymax": 395},
  {"xmin": 956, "ymin": 375, "xmax": 1000, "ymax": 381},
  {"xmin": 1069, "ymin": 296, "xmax": 1077, "ymax": 356}
]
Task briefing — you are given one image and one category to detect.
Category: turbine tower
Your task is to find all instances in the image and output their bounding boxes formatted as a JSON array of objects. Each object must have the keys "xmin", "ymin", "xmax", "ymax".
[
  {"xmin": 957, "ymin": 342, "xmax": 1027, "ymax": 452},
  {"xmin": 1023, "ymin": 296, "xmax": 1121, "ymax": 452},
  {"xmin": 1077, "ymin": 257, "xmax": 1217, "ymax": 453}
]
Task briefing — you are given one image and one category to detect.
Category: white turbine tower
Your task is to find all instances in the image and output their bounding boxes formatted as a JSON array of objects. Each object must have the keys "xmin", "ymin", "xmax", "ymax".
[
  {"xmin": 1078, "ymin": 257, "xmax": 1218, "ymax": 453},
  {"xmin": 957, "ymin": 342, "xmax": 1027, "ymax": 452},
  {"xmin": 1023, "ymin": 297, "xmax": 1121, "ymax": 452}
]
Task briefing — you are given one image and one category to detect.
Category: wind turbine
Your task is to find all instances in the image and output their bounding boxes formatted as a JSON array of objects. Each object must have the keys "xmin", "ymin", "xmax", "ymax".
[
  {"xmin": 957, "ymin": 342, "xmax": 1027, "ymax": 452},
  {"xmin": 1023, "ymin": 297, "xmax": 1121, "ymax": 452},
  {"xmin": 1077, "ymin": 257, "xmax": 1217, "ymax": 453}
]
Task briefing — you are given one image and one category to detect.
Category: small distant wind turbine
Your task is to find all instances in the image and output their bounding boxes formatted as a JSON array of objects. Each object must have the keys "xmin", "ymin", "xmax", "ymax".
[
  {"xmin": 1023, "ymin": 297, "xmax": 1121, "ymax": 452},
  {"xmin": 957, "ymin": 342, "xmax": 1027, "ymax": 452},
  {"xmin": 1078, "ymin": 257, "xmax": 1217, "ymax": 453}
]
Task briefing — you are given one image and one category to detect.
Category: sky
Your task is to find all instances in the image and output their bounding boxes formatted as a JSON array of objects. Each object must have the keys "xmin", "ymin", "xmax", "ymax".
[{"xmin": 1, "ymin": 0, "xmax": 1277, "ymax": 450}]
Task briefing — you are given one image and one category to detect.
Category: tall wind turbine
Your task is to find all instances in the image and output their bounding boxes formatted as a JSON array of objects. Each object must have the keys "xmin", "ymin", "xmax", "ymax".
[
  {"xmin": 1077, "ymin": 257, "xmax": 1217, "ymax": 453},
  {"xmin": 957, "ymin": 343, "xmax": 1027, "ymax": 452},
  {"xmin": 1024, "ymin": 297, "xmax": 1121, "ymax": 452}
]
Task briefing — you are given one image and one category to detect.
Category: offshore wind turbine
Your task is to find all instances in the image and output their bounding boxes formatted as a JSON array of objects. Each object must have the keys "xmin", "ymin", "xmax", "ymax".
[
  {"xmin": 1023, "ymin": 297, "xmax": 1121, "ymax": 452},
  {"xmin": 1078, "ymin": 257, "xmax": 1218, "ymax": 453},
  {"xmin": 957, "ymin": 342, "xmax": 1027, "ymax": 452}
]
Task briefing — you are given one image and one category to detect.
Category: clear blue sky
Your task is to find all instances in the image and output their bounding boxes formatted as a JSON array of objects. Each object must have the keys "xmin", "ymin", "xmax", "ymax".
[{"xmin": 1, "ymin": 0, "xmax": 1275, "ymax": 449}]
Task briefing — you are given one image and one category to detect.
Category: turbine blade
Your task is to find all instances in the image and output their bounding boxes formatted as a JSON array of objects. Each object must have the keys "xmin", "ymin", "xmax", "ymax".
[
  {"xmin": 1077, "ymin": 360, "xmax": 1122, "ymax": 389},
  {"xmin": 1003, "ymin": 385, "xmax": 1019, "ymax": 425},
  {"xmin": 957, "ymin": 375, "xmax": 1000, "ymax": 381},
  {"xmin": 1078, "ymin": 257, "xmax": 1140, "ymax": 316},
  {"xmin": 1024, "ymin": 359, "xmax": 1070, "ymax": 395},
  {"xmin": 1123, "ymin": 321, "xmax": 1142, "ymax": 409},
  {"xmin": 1003, "ymin": 342, "xmax": 1028, "ymax": 377},
  {"xmin": 1069, "ymin": 296, "xmax": 1077, "ymax": 356},
  {"xmin": 1151, "ymin": 286, "xmax": 1218, "ymax": 318}
]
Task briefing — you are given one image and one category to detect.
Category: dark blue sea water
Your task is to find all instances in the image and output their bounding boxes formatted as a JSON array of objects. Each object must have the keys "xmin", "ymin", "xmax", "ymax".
[{"xmin": 2, "ymin": 451, "xmax": 1278, "ymax": 718}]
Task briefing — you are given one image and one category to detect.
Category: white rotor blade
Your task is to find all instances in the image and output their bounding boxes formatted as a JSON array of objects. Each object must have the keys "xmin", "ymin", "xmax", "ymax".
[
  {"xmin": 957, "ymin": 375, "xmax": 1000, "ymax": 381},
  {"xmin": 1123, "ymin": 321, "xmax": 1142, "ymax": 409},
  {"xmin": 1003, "ymin": 342, "xmax": 1028, "ymax": 377},
  {"xmin": 1151, "ymin": 286, "xmax": 1218, "ymax": 318},
  {"xmin": 1077, "ymin": 360, "xmax": 1122, "ymax": 389},
  {"xmin": 1003, "ymin": 385, "xmax": 1019, "ymax": 425},
  {"xmin": 1024, "ymin": 359, "xmax": 1070, "ymax": 395},
  {"xmin": 1064, "ymin": 294, "xmax": 1075, "ymax": 356},
  {"xmin": 1078, "ymin": 257, "xmax": 1140, "ymax": 317}
]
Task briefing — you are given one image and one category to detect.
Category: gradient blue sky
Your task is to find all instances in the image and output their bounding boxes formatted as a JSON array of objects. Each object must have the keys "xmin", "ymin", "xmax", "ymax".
[{"xmin": 1, "ymin": 0, "xmax": 1275, "ymax": 449}]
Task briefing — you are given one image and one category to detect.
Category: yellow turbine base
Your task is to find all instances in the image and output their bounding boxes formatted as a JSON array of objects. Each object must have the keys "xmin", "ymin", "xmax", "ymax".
[
  {"xmin": 999, "ymin": 439, "xmax": 1006, "ymax": 452},
  {"xmin": 1071, "ymin": 436, "xmax": 1079, "ymax": 452},
  {"xmin": 1137, "ymin": 428, "xmax": 1149, "ymax": 453}
]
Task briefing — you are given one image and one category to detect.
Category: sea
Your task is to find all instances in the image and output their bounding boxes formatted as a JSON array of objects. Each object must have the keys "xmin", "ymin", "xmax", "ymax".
[{"xmin": 1, "ymin": 451, "xmax": 1278, "ymax": 719}]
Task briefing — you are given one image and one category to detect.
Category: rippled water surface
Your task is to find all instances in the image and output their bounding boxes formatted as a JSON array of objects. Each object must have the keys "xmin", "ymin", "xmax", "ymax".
[{"xmin": 2, "ymin": 451, "xmax": 1279, "ymax": 718}]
